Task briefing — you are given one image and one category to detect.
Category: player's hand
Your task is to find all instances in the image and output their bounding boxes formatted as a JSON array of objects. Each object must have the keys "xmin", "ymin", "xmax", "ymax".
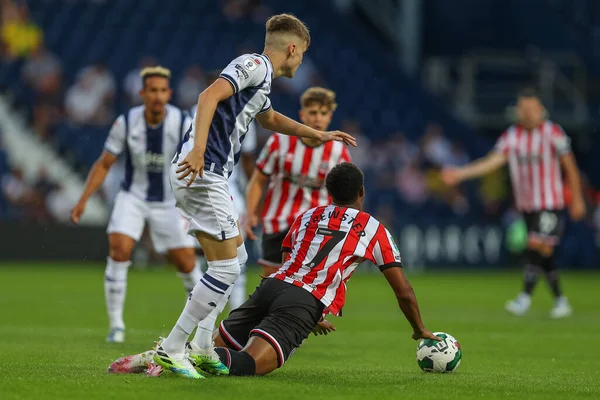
[
  {"xmin": 70, "ymin": 201, "xmax": 86, "ymax": 224},
  {"xmin": 319, "ymin": 131, "xmax": 357, "ymax": 147},
  {"xmin": 245, "ymin": 214, "xmax": 259, "ymax": 240},
  {"xmin": 312, "ymin": 319, "xmax": 337, "ymax": 336},
  {"xmin": 176, "ymin": 147, "xmax": 204, "ymax": 186},
  {"xmin": 441, "ymin": 168, "xmax": 462, "ymax": 186},
  {"xmin": 412, "ymin": 329, "xmax": 442, "ymax": 341},
  {"xmin": 569, "ymin": 196, "xmax": 586, "ymax": 221}
]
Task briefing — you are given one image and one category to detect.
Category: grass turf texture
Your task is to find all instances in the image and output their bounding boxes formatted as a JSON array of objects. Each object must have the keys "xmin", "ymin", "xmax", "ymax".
[{"xmin": 1, "ymin": 264, "xmax": 599, "ymax": 399}]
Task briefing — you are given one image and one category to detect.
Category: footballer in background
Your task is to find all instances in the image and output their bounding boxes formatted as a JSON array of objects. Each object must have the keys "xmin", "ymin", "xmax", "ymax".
[
  {"xmin": 71, "ymin": 67, "xmax": 201, "ymax": 343},
  {"xmin": 442, "ymin": 88, "xmax": 585, "ymax": 318}
]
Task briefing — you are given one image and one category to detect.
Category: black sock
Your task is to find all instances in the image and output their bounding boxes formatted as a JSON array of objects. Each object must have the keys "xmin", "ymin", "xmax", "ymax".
[
  {"xmin": 522, "ymin": 249, "xmax": 543, "ymax": 295},
  {"xmin": 215, "ymin": 347, "xmax": 256, "ymax": 376},
  {"xmin": 523, "ymin": 264, "xmax": 539, "ymax": 295},
  {"xmin": 541, "ymin": 255, "xmax": 562, "ymax": 298}
]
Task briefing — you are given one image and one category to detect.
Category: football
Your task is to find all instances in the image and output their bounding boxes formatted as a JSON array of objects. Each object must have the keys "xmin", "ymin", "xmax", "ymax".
[{"xmin": 416, "ymin": 332, "xmax": 462, "ymax": 373}]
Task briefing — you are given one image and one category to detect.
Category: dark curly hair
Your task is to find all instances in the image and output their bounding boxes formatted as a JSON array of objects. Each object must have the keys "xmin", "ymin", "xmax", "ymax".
[{"xmin": 325, "ymin": 162, "xmax": 364, "ymax": 205}]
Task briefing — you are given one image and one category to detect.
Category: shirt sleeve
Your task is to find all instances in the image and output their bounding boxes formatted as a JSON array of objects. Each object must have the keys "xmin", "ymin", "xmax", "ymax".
[
  {"xmin": 281, "ymin": 214, "xmax": 303, "ymax": 253},
  {"xmin": 241, "ymin": 121, "xmax": 258, "ymax": 153},
  {"xmin": 256, "ymin": 134, "xmax": 279, "ymax": 176},
  {"xmin": 104, "ymin": 115, "xmax": 126, "ymax": 156},
  {"xmin": 220, "ymin": 54, "xmax": 269, "ymax": 93},
  {"xmin": 258, "ymin": 97, "xmax": 272, "ymax": 115},
  {"xmin": 551, "ymin": 125, "xmax": 572, "ymax": 156},
  {"xmin": 366, "ymin": 225, "xmax": 403, "ymax": 271},
  {"xmin": 494, "ymin": 131, "xmax": 510, "ymax": 156}
]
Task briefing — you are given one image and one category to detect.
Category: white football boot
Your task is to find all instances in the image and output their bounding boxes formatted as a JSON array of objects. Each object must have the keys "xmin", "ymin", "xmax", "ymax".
[
  {"xmin": 550, "ymin": 296, "xmax": 572, "ymax": 319},
  {"xmin": 505, "ymin": 293, "xmax": 531, "ymax": 316},
  {"xmin": 106, "ymin": 327, "xmax": 125, "ymax": 343}
]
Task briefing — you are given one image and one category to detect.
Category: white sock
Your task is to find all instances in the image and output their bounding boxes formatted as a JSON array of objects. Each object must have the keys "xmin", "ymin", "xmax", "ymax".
[
  {"xmin": 229, "ymin": 270, "xmax": 247, "ymax": 310},
  {"xmin": 192, "ymin": 286, "xmax": 232, "ymax": 350},
  {"xmin": 178, "ymin": 264, "xmax": 202, "ymax": 294},
  {"xmin": 104, "ymin": 257, "xmax": 131, "ymax": 330},
  {"xmin": 161, "ymin": 257, "xmax": 241, "ymax": 356},
  {"xmin": 230, "ymin": 244, "xmax": 248, "ymax": 310}
]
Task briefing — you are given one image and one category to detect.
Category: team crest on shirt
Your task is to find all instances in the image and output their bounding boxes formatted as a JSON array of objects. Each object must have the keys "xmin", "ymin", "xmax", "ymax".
[
  {"xmin": 318, "ymin": 162, "xmax": 329, "ymax": 174},
  {"xmin": 243, "ymin": 57, "xmax": 259, "ymax": 71}
]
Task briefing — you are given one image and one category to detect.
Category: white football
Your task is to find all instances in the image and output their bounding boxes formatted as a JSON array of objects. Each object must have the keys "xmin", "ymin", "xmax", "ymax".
[{"xmin": 416, "ymin": 332, "xmax": 462, "ymax": 373}]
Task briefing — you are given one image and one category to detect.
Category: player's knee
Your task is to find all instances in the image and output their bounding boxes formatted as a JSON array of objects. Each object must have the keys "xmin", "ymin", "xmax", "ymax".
[
  {"xmin": 206, "ymin": 258, "xmax": 241, "ymax": 287},
  {"xmin": 168, "ymin": 248, "xmax": 196, "ymax": 273},
  {"xmin": 109, "ymin": 244, "xmax": 133, "ymax": 262}
]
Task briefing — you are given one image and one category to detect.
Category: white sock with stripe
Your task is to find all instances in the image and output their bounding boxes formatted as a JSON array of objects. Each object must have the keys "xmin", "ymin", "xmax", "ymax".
[
  {"xmin": 161, "ymin": 257, "xmax": 240, "ymax": 357},
  {"xmin": 104, "ymin": 257, "xmax": 131, "ymax": 330},
  {"xmin": 191, "ymin": 244, "xmax": 248, "ymax": 350}
]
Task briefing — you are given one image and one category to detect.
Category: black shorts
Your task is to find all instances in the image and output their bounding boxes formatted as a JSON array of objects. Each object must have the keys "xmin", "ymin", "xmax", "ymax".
[
  {"xmin": 219, "ymin": 278, "xmax": 324, "ymax": 367},
  {"xmin": 523, "ymin": 210, "xmax": 565, "ymax": 246},
  {"xmin": 259, "ymin": 230, "xmax": 289, "ymax": 268}
]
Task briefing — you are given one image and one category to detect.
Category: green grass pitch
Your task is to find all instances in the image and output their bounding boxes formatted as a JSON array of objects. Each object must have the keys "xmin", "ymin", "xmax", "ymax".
[{"xmin": 1, "ymin": 264, "xmax": 599, "ymax": 399}]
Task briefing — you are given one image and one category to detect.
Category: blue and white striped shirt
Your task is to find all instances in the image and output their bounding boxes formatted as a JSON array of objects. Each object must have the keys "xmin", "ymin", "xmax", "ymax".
[{"xmin": 105, "ymin": 104, "xmax": 192, "ymax": 204}]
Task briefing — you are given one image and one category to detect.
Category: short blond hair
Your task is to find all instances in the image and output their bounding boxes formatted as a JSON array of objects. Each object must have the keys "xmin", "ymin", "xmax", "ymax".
[
  {"xmin": 140, "ymin": 66, "xmax": 171, "ymax": 86},
  {"xmin": 300, "ymin": 87, "xmax": 337, "ymax": 112},
  {"xmin": 266, "ymin": 14, "xmax": 310, "ymax": 46}
]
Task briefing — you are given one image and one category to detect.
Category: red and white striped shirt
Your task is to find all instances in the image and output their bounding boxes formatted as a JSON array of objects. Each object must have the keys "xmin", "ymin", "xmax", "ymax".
[
  {"xmin": 272, "ymin": 205, "xmax": 402, "ymax": 316},
  {"xmin": 495, "ymin": 121, "xmax": 572, "ymax": 212},
  {"xmin": 257, "ymin": 134, "xmax": 352, "ymax": 234}
]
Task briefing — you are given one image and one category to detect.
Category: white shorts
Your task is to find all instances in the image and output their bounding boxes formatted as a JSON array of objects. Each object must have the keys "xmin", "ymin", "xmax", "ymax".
[
  {"xmin": 170, "ymin": 164, "xmax": 240, "ymax": 241},
  {"xmin": 106, "ymin": 191, "xmax": 196, "ymax": 254}
]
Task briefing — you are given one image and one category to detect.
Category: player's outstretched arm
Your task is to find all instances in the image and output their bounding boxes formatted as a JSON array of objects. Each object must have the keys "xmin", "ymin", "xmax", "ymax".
[
  {"xmin": 382, "ymin": 267, "xmax": 440, "ymax": 341},
  {"xmin": 256, "ymin": 109, "xmax": 357, "ymax": 147},
  {"xmin": 441, "ymin": 151, "xmax": 507, "ymax": 186},
  {"xmin": 176, "ymin": 79, "xmax": 235, "ymax": 185},
  {"xmin": 71, "ymin": 151, "xmax": 117, "ymax": 224},
  {"xmin": 245, "ymin": 168, "xmax": 269, "ymax": 240},
  {"xmin": 560, "ymin": 152, "xmax": 586, "ymax": 221}
]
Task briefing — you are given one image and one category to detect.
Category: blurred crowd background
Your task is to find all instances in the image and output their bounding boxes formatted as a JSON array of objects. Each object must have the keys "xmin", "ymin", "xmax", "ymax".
[{"xmin": 1, "ymin": 0, "xmax": 599, "ymax": 267}]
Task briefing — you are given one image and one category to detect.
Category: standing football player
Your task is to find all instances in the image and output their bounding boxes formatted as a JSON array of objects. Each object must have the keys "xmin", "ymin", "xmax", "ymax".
[
  {"xmin": 71, "ymin": 67, "xmax": 201, "ymax": 343},
  {"xmin": 442, "ymin": 88, "xmax": 585, "ymax": 318},
  {"xmin": 188, "ymin": 70, "xmax": 258, "ymax": 311},
  {"xmin": 153, "ymin": 14, "xmax": 356, "ymax": 378},
  {"xmin": 245, "ymin": 87, "xmax": 351, "ymax": 277}
]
